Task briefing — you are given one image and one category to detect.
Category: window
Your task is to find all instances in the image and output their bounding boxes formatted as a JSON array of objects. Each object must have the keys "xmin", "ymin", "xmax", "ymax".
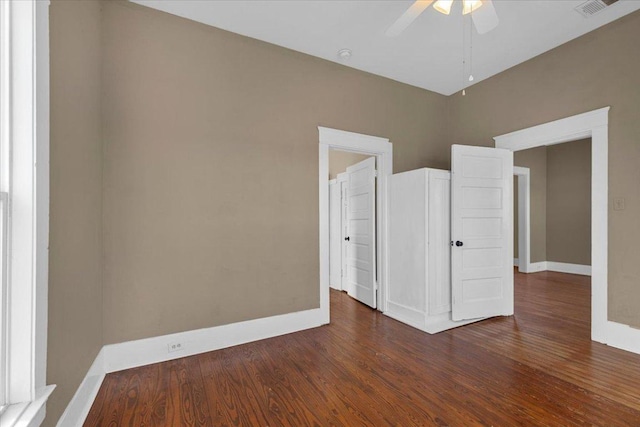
[{"xmin": 0, "ymin": 0, "xmax": 54, "ymax": 425}]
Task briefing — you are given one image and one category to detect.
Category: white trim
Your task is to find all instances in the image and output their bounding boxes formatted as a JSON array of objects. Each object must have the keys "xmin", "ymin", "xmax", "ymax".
[
  {"xmin": 56, "ymin": 350, "xmax": 105, "ymax": 427},
  {"xmin": 494, "ymin": 107, "xmax": 609, "ymax": 151},
  {"xmin": 103, "ymin": 308, "xmax": 323, "ymax": 373},
  {"xmin": 601, "ymin": 321, "xmax": 640, "ymax": 355},
  {"xmin": 546, "ymin": 261, "xmax": 591, "ymax": 276},
  {"xmin": 513, "ymin": 166, "xmax": 531, "ymax": 273},
  {"xmin": 384, "ymin": 304, "xmax": 484, "ymax": 334},
  {"xmin": 494, "ymin": 107, "xmax": 617, "ymax": 350},
  {"xmin": 1, "ymin": 0, "xmax": 52, "ymax": 418},
  {"xmin": 513, "ymin": 258, "xmax": 519, "ymax": 266},
  {"xmin": 527, "ymin": 262, "xmax": 547, "ymax": 273},
  {"xmin": 0, "ymin": 386, "xmax": 54, "ymax": 427},
  {"xmin": 34, "ymin": 0, "xmax": 50, "ymax": 394},
  {"xmin": 318, "ymin": 127, "xmax": 393, "ymax": 314},
  {"xmin": 59, "ymin": 308, "xmax": 325, "ymax": 426}
]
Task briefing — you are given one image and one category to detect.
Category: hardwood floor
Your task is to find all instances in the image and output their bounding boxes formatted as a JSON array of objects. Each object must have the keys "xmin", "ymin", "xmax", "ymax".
[{"xmin": 85, "ymin": 271, "xmax": 640, "ymax": 426}]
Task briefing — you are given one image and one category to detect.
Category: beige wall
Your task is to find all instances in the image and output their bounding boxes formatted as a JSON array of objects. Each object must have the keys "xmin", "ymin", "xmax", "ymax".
[
  {"xmin": 329, "ymin": 150, "xmax": 371, "ymax": 179},
  {"xmin": 47, "ymin": 1, "xmax": 103, "ymax": 425},
  {"xmin": 449, "ymin": 10, "xmax": 640, "ymax": 327},
  {"xmin": 547, "ymin": 139, "xmax": 591, "ymax": 265},
  {"xmin": 514, "ymin": 146, "xmax": 547, "ymax": 263},
  {"xmin": 100, "ymin": 1, "xmax": 449, "ymax": 344}
]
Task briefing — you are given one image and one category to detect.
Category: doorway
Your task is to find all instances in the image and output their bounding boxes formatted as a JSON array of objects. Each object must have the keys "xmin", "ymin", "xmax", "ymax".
[
  {"xmin": 329, "ymin": 150, "xmax": 376, "ymax": 307},
  {"xmin": 513, "ymin": 142, "xmax": 592, "ymax": 276},
  {"xmin": 318, "ymin": 127, "xmax": 393, "ymax": 322},
  {"xmin": 493, "ymin": 107, "xmax": 625, "ymax": 349}
]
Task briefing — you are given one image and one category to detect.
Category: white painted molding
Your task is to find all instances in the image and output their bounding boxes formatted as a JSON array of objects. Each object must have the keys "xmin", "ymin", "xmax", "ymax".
[
  {"xmin": 546, "ymin": 261, "xmax": 591, "ymax": 276},
  {"xmin": 494, "ymin": 107, "xmax": 610, "ymax": 150},
  {"xmin": 1, "ymin": 385, "xmax": 55, "ymax": 427},
  {"xmin": 603, "ymin": 321, "xmax": 640, "ymax": 355},
  {"xmin": 56, "ymin": 349, "xmax": 105, "ymax": 427},
  {"xmin": 2, "ymin": 0, "xmax": 52, "ymax": 410},
  {"xmin": 516, "ymin": 261, "xmax": 591, "ymax": 276},
  {"xmin": 103, "ymin": 308, "xmax": 324, "ymax": 373},
  {"xmin": 318, "ymin": 126, "xmax": 390, "ymax": 151},
  {"xmin": 513, "ymin": 258, "xmax": 519, "ymax": 267},
  {"xmin": 527, "ymin": 262, "xmax": 547, "ymax": 273},
  {"xmin": 59, "ymin": 307, "xmax": 325, "ymax": 426},
  {"xmin": 318, "ymin": 126, "xmax": 393, "ymax": 313},
  {"xmin": 513, "ymin": 166, "xmax": 531, "ymax": 273},
  {"xmin": 494, "ymin": 107, "xmax": 614, "ymax": 351}
]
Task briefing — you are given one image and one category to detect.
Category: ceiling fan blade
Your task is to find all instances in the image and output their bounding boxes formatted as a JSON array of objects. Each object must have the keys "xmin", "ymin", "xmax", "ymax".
[
  {"xmin": 472, "ymin": 0, "xmax": 499, "ymax": 35},
  {"xmin": 385, "ymin": 0, "xmax": 434, "ymax": 37}
]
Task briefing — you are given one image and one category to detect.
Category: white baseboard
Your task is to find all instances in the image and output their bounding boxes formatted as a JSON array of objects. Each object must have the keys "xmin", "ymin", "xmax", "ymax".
[
  {"xmin": 527, "ymin": 262, "xmax": 547, "ymax": 273},
  {"xmin": 518, "ymin": 261, "xmax": 591, "ymax": 276},
  {"xmin": 600, "ymin": 320, "xmax": 640, "ymax": 354},
  {"xmin": 58, "ymin": 307, "xmax": 326, "ymax": 426},
  {"xmin": 57, "ymin": 349, "xmax": 105, "ymax": 427},
  {"xmin": 103, "ymin": 307, "xmax": 325, "ymax": 373},
  {"xmin": 513, "ymin": 258, "xmax": 519, "ymax": 267},
  {"xmin": 546, "ymin": 261, "xmax": 591, "ymax": 276},
  {"xmin": 384, "ymin": 305, "xmax": 485, "ymax": 335}
]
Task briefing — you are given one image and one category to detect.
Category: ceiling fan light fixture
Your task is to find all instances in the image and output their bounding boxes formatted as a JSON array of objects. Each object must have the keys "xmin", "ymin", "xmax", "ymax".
[
  {"xmin": 462, "ymin": 0, "xmax": 483, "ymax": 15},
  {"xmin": 433, "ymin": 0, "xmax": 454, "ymax": 15}
]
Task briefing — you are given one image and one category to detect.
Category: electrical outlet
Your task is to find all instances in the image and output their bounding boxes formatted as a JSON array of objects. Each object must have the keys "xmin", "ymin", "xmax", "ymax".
[
  {"xmin": 167, "ymin": 342, "xmax": 185, "ymax": 353},
  {"xmin": 613, "ymin": 197, "xmax": 626, "ymax": 211}
]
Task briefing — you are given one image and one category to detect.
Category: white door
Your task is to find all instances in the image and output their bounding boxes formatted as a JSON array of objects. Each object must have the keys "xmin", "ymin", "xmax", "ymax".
[
  {"xmin": 338, "ymin": 176, "xmax": 349, "ymax": 293},
  {"xmin": 346, "ymin": 157, "xmax": 376, "ymax": 308},
  {"xmin": 329, "ymin": 180, "xmax": 341, "ymax": 290},
  {"xmin": 451, "ymin": 144, "xmax": 513, "ymax": 321}
]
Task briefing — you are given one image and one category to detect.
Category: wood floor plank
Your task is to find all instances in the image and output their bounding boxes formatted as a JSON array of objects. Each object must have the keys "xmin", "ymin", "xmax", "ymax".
[{"xmin": 85, "ymin": 271, "xmax": 640, "ymax": 426}]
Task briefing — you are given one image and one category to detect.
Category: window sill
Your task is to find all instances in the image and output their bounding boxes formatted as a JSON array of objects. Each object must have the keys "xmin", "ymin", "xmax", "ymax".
[{"xmin": 0, "ymin": 386, "xmax": 55, "ymax": 427}]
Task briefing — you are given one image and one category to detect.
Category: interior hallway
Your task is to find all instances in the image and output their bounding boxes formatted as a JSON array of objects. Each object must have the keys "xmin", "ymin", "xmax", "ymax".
[{"xmin": 85, "ymin": 271, "xmax": 640, "ymax": 426}]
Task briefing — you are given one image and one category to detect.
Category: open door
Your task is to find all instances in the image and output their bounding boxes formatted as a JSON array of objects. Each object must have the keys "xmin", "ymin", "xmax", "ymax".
[
  {"xmin": 345, "ymin": 157, "xmax": 376, "ymax": 308},
  {"xmin": 451, "ymin": 144, "xmax": 513, "ymax": 321}
]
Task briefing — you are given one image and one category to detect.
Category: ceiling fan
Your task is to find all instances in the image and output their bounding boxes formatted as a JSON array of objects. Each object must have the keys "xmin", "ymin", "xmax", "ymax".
[{"xmin": 386, "ymin": 0, "xmax": 499, "ymax": 37}]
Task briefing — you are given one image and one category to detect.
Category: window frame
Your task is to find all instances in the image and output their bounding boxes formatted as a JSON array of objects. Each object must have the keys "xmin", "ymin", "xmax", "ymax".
[{"xmin": 0, "ymin": 0, "xmax": 54, "ymax": 425}]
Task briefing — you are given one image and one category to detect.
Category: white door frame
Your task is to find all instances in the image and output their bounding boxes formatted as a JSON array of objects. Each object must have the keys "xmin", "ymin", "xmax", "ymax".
[
  {"xmin": 495, "ymin": 106, "xmax": 640, "ymax": 355},
  {"xmin": 319, "ymin": 127, "xmax": 393, "ymax": 322},
  {"xmin": 513, "ymin": 166, "xmax": 532, "ymax": 273}
]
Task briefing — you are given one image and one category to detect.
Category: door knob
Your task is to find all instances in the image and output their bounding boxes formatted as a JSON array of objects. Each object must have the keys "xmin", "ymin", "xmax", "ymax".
[
  {"xmin": 345, "ymin": 236, "xmax": 350, "ymax": 241},
  {"xmin": 456, "ymin": 241, "xmax": 463, "ymax": 247}
]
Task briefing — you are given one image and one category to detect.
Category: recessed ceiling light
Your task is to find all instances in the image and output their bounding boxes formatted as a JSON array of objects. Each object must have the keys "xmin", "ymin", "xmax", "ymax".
[{"xmin": 337, "ymin": 49, "xmax": 352, "ymax": 61}]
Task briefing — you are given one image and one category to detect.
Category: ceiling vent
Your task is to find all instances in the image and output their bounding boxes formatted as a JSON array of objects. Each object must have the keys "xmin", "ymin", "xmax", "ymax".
[{"xmin": 575, "ymin": 0, "xmax": 619, "ymax": 17}]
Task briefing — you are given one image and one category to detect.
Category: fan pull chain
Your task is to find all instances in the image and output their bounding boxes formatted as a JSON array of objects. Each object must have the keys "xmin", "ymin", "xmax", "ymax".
[
  {"xmin": 461, "ymin": 7, "xmax": 466, "ymax": 96},
  {"xmin": 469, "ymin": 10, "xmax": 474, "ymax": 82}
]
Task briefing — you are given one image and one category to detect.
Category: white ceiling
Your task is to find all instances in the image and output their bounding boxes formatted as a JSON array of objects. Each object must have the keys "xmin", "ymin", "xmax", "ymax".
[{"xmin": 130, "ymin": 0, "xmax": 640, "ymax": 96}]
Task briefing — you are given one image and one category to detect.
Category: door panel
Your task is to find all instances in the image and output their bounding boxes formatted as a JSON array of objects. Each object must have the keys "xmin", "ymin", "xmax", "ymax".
[
  {"xmin": 329, "ymin": 181, "xmax": 341, "ymax": 290},
  {"xmin": 346, "ymin": 157, "xmax": 376, "ymax": 308},
  {"xmin": 337, "ymin": 176, "xmax": 349, "ymax": 293},
  {"xmin": 451, "ymin": 145, "xmax": 513, "ymax": 321}
]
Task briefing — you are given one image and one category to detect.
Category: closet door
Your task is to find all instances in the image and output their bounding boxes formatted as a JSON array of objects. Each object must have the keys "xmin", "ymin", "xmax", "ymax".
[
  {"xmin": 329, "ymin": 180, "xmax": 341, "ymax": 290},
  {"xmin": 345, "ymin": 157, "xmax": 377, "ymax": 308},
  {"xmin": 450, "ymin": 145, "xmax": 513, "ymax": 321}
]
